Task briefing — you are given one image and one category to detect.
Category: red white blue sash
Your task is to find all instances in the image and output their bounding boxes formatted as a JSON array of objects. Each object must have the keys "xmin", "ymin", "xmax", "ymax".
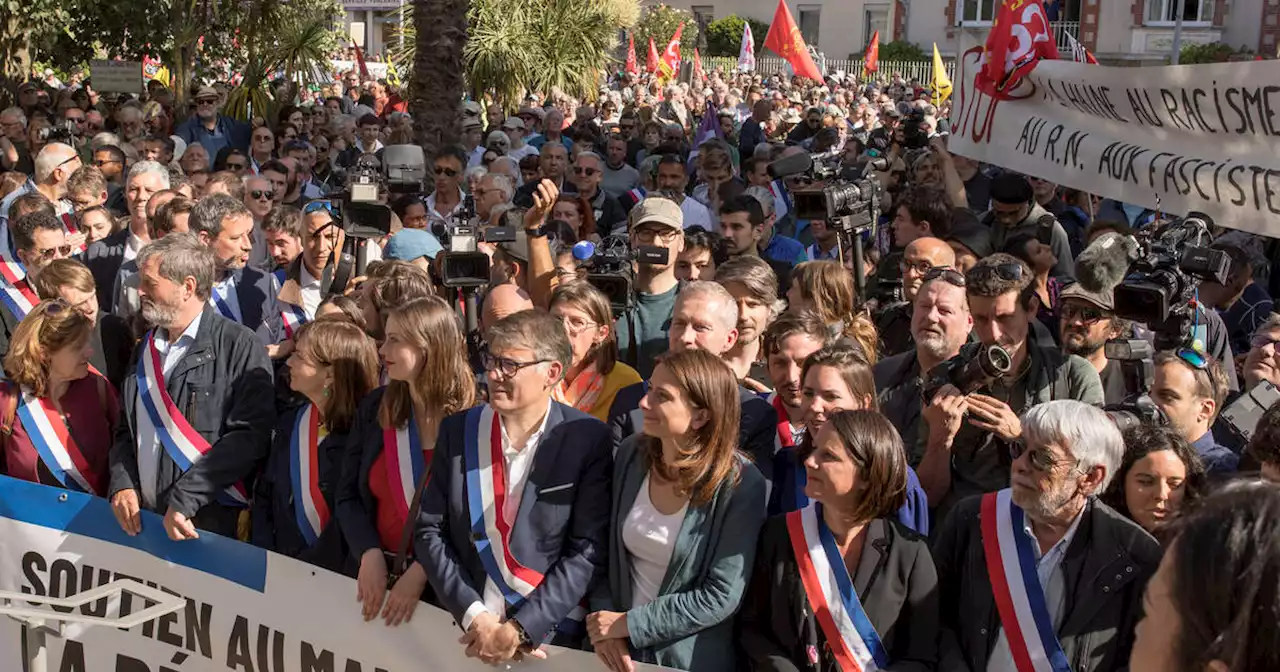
[
  {"xmin": 289, "ymin": 403, "xmax": 329, "ymax": 545},
  {"xmin": 60, "ymin": 213, "xmax": 87, "ymax": 254},
  {"xmin": 135, "ymin": 331, "xmax": 249, "ymax": 506},
  {"xmin": 280, "ymin": 303, "xmax": 308, "ymax": 340},
  {"xmin": 786, "ymin": 503, "xmax": 888, "ymax": 671},
  {"xmin": 0, "ymin": 276, "xmax": 37, "ymax": 321},
  {"xmin": 980, "ymin": 489, "xmax": 1072, "ymax": 672},
  {"xmin": 381, "ymin": 409, "xmax": 426, "ymax": 522},
  {"xmin": 209, "ymin": 278, "xmax": 241, "ymax": 323},
  {"xmin": 16, "ymin": 386, "xmax": 99, "ymax": 493}
]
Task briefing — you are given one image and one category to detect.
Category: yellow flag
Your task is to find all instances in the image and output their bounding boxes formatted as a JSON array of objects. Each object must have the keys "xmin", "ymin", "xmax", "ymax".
[{"xmin": 931, "ymin": 43, "xmax": 953, "ymax": 106}]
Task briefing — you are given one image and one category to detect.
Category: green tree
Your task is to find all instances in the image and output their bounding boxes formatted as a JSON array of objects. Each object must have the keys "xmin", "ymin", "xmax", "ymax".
[
  {"xmin": 633, "ymin": 4, "xmax": 699, "ymax": 58},
  {"xmin": 703, "ymin": 15, "xmax": 769, "ymax": 58},
  {"xmin": 1178, "ymin": 42, "xmax": 1252, "ymax": 64},
  {"xmin": 877, "ymin": 40, "xmax": 928, "ymax": 62}
]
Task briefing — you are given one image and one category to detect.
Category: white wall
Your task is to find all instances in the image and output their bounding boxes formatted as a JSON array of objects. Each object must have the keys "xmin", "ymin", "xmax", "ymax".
[{"xmin": 646, "ymin": 0, "xmax": 883, "ymax": 61}]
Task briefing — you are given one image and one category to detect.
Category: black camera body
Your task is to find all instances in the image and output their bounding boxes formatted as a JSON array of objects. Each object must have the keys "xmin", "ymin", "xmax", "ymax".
[
  {"xmin": 900, "ymin": 110, "xmax": 930, "ymax": 150},
  {"xmin": 922, "ymin": 343, "xmax": 1014, "ymax": 401},
  {"xmin": 578, "ymin": 234, "xmax": 669, "ymax": 314},
  {"xmin": 1220, "ymin": 380, "xmax": 1280, "ymax": 444},
  {"xmin": 438, "ymin": 209, "xmax": 517, "ymax": 289}
]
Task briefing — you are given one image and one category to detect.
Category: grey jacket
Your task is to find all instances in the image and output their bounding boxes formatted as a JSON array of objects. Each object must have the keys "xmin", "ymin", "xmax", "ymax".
[
  {"xmin": 590, "ymin": 435, "xmax": 767, "ymax": 672},
  {"xmin": 984, "ymin": 202, "xmax": 1075, "ymax": 279}
]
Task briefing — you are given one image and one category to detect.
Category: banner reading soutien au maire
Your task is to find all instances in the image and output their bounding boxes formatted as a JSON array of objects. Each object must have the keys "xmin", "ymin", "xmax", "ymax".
[
  {"xmin": 950, "ymin": 47, "xmax": 1280, "ymax": 237},
  {"xmin": 0, "ymin": 476, "xmax": 669, "ymax": 672}
]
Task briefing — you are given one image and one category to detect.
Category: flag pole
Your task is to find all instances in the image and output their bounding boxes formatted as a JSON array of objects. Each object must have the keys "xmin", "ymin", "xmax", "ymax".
[{"xmin": 1170, "ymin": 1, "xmax": 1185, "ymax": 65}]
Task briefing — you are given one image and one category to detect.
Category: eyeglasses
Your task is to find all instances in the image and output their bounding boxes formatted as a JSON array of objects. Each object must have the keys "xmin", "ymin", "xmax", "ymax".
[
  {"xmin": 1059, "ymin": 302, "xmax": 1107, "ymax": 325},
  {"xmin": 900, "ymin": 259, "xmax": 934, "ymax": 275},
  {"xmin": 481, "ymin": 352, "xmax": 550, "ymax": 379},
  {"xmin": 435, "ymin": 167, "xmax": 459, "ymax": 177},
  {"xmin": 633, "ymin": 227, "xmax": 679, "ymax": 244},
  {"xmin": 1010, "ymin": 441, "xmax": 1078, "ymax": 473},
  {"xmin": 573, "ymin": 167, "xmax": 598, "ymax": 176},
  {"xmin": 559, "ymin": 315, "xmax": 597, "ymax": 334},
  {"xmin": 93, "ymin": 159, "xmax": 121, "ymax": 167},
  {"xmin": 57, "ymin": 155, "xmax": 80, "ymax": 169},
  {"xmin": 226, "ymin": 161, "xmax": 248, "ymax": 170},
  {"xmin": 1251, "ymin": 333, "xmax": 1280, "ymax": 350},
  {"xmin": 978, "ymin": 262, "xmax": 1025, "ymax": 283},
  {"xmin": 253, "ymin": 135, "xmax": 273, "ymax": 142},
  {"xmin": 923, "ymin": 266, "xmax": 966, "ymax": 287},
  {"xmin": 196, "ymin": 98, "xmax": 218, "ymax": 106},
  {"xmin": 34, "ymin": 244, "xmax": 73, "ymax": 261},
  {"xmin": 250, "ymin": 190, "xmax": 276, "ymax": 200}
]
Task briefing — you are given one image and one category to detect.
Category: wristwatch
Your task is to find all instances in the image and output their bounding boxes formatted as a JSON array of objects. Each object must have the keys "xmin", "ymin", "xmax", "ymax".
[
  {"xmin": 526, "ymin": 225, "xmax": 549, "ymax": 239},
  {"xmin": 511, "ymin": 618, "xmax": 533, "ymax": 647}
]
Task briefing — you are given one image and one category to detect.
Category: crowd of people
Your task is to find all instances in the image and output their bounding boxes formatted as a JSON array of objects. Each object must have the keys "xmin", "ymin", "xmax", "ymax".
[{"xmin": 0, "ymin": 59, "xmax": 1279, "ymax": 672}]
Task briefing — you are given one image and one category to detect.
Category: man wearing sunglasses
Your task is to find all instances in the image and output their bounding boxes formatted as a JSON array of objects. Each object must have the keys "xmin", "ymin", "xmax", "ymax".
[
  {"xmin": 569, "ymin": 152, "xmax": 626, "ymax": 237},
  {"xmin": 1058, "ymin": 283, "xmax": 1130, "ymax": 406},
  {"xmin": 175, "ymin": 86, "xmax": 250, "ymax": 169},
  {"xmin": 425, "ymin": 145, "xmax": 468, "ymax": 231},
  {"xmin": 934, "ymin": 399, "xmax": 1161, "ymax": 672},
  {"xmin": 919, "ymin": 254, "xmax": 1103, "ymax": 515},
  {"xmin": 0, "ymin": 212, "xmax": 73, "ymax": 353},
  {"xmin": 1151, "ymin": 350, "xmax": 1237, "ymax": 475}
]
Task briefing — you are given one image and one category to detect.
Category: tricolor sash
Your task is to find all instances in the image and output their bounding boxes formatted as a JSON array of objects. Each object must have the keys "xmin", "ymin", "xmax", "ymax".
[
  {"xmin": 60, "ymin": 213, "xmax": 87, "ymax": 254},
  {"xmin": 786, "ymin": 503, "xmax": 889, "ymax": 671},
  {"xmin": 381, "ymin": 410, "xmax": 426, "ymax": 522},
  {"xmin": 15, "ymin": 386, "xmax": 99, "ymax": 493},
  {"xmin": 980, "ymin": 489, "xmax": 1072, "ymax": 672},
  {"xmin": 135, "ymin": 331, "xmax": 249, "ymax": 506},
  {"xmin": 289, "ymin": 403, "xmax": 329, "ymax": 545},
  {"xmin": 0, "ymin": 277, "xmax": 37, "ymax": 321},
  {"xmin": 209, "ymin": 278, "xmax": 242, "ymax": 323},
  {"xmin": 280, "ymin": 303, "xmax": 308, "ymax": 340},
  {"xmin": 770, "ymin": 392, "xmax": 809, "ymax": 513}
]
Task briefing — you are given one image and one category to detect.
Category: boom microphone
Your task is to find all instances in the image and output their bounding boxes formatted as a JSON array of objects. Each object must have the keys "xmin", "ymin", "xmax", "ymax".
[
  {"xmin": 767, "ymin": 152, "xmax": 814, "ymax": 179},
  {"xmin": 1076, "ymin": 232, "xmax": 1140, "ymax": 294}
]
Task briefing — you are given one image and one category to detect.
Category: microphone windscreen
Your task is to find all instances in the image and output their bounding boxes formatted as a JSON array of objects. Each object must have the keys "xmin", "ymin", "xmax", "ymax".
[
  {"xmin": 572, "ymin": 240, "xmax": 596, "ymax": 261},
  {"xmin": 1075, "ymin": 232, "xmax": 1138, "ymax": 294},
  {"xmin": 767, "ymin": 152, "xmax": 814, "ymax": 180}
]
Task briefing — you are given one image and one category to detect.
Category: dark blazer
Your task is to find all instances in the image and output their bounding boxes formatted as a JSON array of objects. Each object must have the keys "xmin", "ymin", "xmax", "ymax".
[
  {"xmin": 741, "ymin": 515, "xmax": 941, "ymax": 672},
  {"xmin": 251, "ymin": 403, "xmax": 351, "ymax": 573},
  {"xmin": 107, "ymin": 306, "xmax": 276, "ymax": 538},
  {"xmin": 591, "ymin": 435, "xmax": 767, "ymax": 672},
  {"xmin": 413, "ymin": 401, "xmax": 614, "ymax": 644},
  {"xmin": 610, "ymin": 383, "xmax": 780, "ymax": 483},
  {"xmin": 91, "ymin": 312, "xmax": 135, "ymax": 392},
  {"xmin": 932, "ymin": 495, "xmax": 1162, "ymax": 672},
  {"xmin": 335, "ymin": 386, "xmax": 397, "ymax": 559},
  {"xmin": 86, "ymin": 229, "xmax": 128, "ymax": 313},
  {"xmin": 217, "ymin": 265, "xmax": 276, "ymax": 337}
]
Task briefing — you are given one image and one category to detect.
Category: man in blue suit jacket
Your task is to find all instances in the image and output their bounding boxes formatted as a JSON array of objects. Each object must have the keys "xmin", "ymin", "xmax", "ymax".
[
  {"xmin": 415, "ymin": 309, "xmax": 612, "ymax": 665},
  {"xmin": 189, "ymin": 193, "xmax": 276, "ymax": 338}
]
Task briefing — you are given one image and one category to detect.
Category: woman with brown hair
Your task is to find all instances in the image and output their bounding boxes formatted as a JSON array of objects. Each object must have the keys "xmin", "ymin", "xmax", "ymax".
[
  {"xmin": 786, "ymin": 260, "xmax": 879, "ymax": 363},
  {"xmin": 740, "ymin": 409, "xmax": 939, "ymax": 672},
  {"xmin": 588, "ymin": 349, "xmax": 766, "ymax": 672},
  {"xmin": 547, "ymin": 282, "xmax": 642, "ymax": 422},
  {"xmin": 29, "ymin": 258, "xmax": 134, "ymax": 391},
  {"xmin": 336, "ymin": 295, "xmax": 475, "ymax": 627},
  {"xmin": 252, "ymin": 318, "xmax": 379, "ymax": 570},
  {"xmin": 551, "ymin": 194, "xmax": 598, "ymax": 242},
  {"xmin": 0, "ymin": 300, "xmax": 118, "ymax": 495}
]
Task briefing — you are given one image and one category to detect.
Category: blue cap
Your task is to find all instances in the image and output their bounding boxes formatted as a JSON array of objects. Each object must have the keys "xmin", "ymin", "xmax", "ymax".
[{"xmin": 385, "ymin": 228, "xmax": 444, "ymax": 262}]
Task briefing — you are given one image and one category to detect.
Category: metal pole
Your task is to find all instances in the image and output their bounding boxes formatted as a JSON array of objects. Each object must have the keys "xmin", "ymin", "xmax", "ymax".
[
  {"xmin": 25, "ymin": 621, "xmax": 47, "ymax": 672},
  {"xmin": 398, "ymin": 0, "xmax": 405, "ymax": 51},
  {"xmin": 1170, "ymin": 0, "xmax": 1185, "ymax": 64}
]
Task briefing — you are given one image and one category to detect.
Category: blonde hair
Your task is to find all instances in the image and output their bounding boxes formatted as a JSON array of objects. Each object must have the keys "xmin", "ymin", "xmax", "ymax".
[
  {"xmin": 378, "ymin": 296, "xmax": 476, "ymax": 429},
  {"xmin": 3, "ymin": 301, "xmax": 93, "ymax": 397},
  {"xmin": 791, "ymin": 260, "xmax": 879, "ymax": 363}
]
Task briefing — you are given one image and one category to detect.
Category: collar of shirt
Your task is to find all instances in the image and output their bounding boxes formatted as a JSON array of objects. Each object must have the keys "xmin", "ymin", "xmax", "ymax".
[
  {"xmin": 426, "ymin": 187, "xmax": 465, "ymax": 221},
  {"xmin": 300, "ymin": 262, "xmax": 322, "ymax": 289},
  {"xmin": 498, "ymin": 398, "xmax": 553, "ymax": 457},
  {"xmin": 155, "ymin": 309, "xmax": 203, "ymax": 352},
  {"xmin": 1023, "ymin": 502, "xmax": 1085, "ymax": 572},
  {"xmin": 126, "ymin": 232, "xmax": 147, "ymax": 254}
]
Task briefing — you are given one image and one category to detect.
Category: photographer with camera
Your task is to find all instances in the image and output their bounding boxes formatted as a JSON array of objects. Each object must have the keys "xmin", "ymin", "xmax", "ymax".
[
  {"xmin": 919, "ymin": 254, "xmax": 1103, "ymax": 513},
  {"xmin": 982, "ymin": 173, "xmax": 1074, "ymax": 279},
  {"xmin": 611, "ymin": 197, "xmax": 685, "ymax": 379},
  {"xmin": 1150, "ymin": 349, "xmax": 1237, "ymax": 475}
]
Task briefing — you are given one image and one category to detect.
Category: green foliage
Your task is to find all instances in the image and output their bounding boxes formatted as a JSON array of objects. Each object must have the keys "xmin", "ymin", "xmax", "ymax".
[
  {"xmin": 703, "ymin": 15, "xmax": 769, "ymax": 58},
  {"xmin": 876, "ymin": 40, "xmax": 928, "ymax": 62},
  {"xmin": 1178, "ymin": 42, "xmax": 1253, "ymax": 64},
  {"xmin": 633, "ymin": 4, "xmax": 699, "ymax": 56}
]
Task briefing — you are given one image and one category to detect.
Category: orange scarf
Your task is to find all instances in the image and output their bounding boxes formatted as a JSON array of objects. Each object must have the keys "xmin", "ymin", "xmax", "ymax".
[{"xmin": 554, "ymin": 363, "xmax": 606, "ymax": 413}]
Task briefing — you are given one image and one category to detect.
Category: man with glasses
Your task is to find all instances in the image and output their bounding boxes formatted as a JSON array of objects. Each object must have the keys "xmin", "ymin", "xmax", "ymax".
[
  {"xmin": 4, "ymin": 210, "xmax": 72, "ymax": 324},
  {"xmin": 1151, "ymin": 349, "xmax": 1236, "ymax": 475},
  {"xmin": 0, "ymin": 143, "xmax": 81, "ymax": 259},
  {"xmin": 473, "ymin": 173, "xmax": 514, "ymax": 226},
  {"xmin": 611, "ymin": 197, "xmax": 685, "ymax": 379},
  {"xmin": 876, "ymin": 236, "xmax": 957, "ymax": 358},
  {"xmin": 920, "ymin": 254, "xmax": 1103, "ymax": 517},
  {"xmin": 92, "ymin": 145, "xmax": 128, "ymax": 215},
  {"xmin": 175, "ymin": 86, "xmax": 251, "ymax": 168},
  {"xmin": 426, "ymin": 146, "xmax": 468, "ymax": 230},
  {"xmin": 248, "ymin": 127, "xmax": 275, "ymax": 174},
  {"xmin": 415, "ymin": 309, "xmax": 612, "ymax": 663},
  {"xmin": 1057, "ymin": 283, "xmax": 1130, "ymax": 406},
  {"xmin": 243, "ymin": 174, "xmax": 276, "ymax": 269},
  {"xmin": 568, "ymin": 152, "xmax": 625, "ymax": 237},
  {"xmin": 933, "ymin": 399, "xmax": 1160, "ymax": 672},
  {"xmin": 983, "ymin": 172, "xmax": 1074, "ymax": 279}
]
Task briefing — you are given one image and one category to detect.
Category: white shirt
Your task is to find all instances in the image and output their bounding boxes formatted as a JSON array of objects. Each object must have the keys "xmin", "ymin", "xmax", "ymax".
[
  {"xmin": 462, "ymin": 400, "xmax": 554, "ymax": 630},
  {"xmin": 623, "ymin": 475, "xmax": 687, "ymax": 608},
  {"xmin": 467, "ymin": 145, "xmax": 487, "ymax": 169},
  {"xmin": 299, "ymin": 263, "xmax": 322, "ymax": 318},
  {"xmin": 136, "ymin": 311, "xmax": 204, "ymax": 507},
  {"xmin": 426, "ymin": 187, "xmax": 465, "ymax": 229},
  {"xmin": 680, "ymin": 197, "xmax": 713, "ymax": 231},
  {"xmin": 508, "ymin": 144, "xmax": 539, "ymax": 162},
  {"xmin": 209, "ymin": 274, "xmax": 243, "ymax": 323},
  {"xmin": 986, "ymin": 506, "xmax": 1086, "ymax": 672},
  {"xmin": 123, "ymin": 232, "xmax": 147, "ymax": 263}
]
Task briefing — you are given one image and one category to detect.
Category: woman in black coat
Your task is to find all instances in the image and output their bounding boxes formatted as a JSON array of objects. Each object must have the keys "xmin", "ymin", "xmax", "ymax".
[
  {"xmin": 740, "ymin": 410, "xmax": 939, "ymax": 672},
  {"xmin": 252, "ymin": 318, "xmax": 378, "ymax": 572}
]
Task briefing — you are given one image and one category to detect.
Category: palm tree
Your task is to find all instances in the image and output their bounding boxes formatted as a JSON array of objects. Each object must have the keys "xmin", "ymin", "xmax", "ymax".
[{"xmin": 410, "ymin": 0, "xmax": 468, "ymax": 158}]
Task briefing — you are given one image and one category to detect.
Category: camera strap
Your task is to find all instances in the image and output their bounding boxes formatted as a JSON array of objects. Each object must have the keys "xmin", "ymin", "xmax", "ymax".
[{"xmin": 327, "ymin": 248, "xmax": 357, "ymax": 297}]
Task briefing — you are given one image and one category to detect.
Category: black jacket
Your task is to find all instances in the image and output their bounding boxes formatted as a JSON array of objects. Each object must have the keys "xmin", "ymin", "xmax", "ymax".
[
  {"xmin": 251, "ymin": 403, "xmax": 351, "ymax": 572},
  {"xmin": 335, "ymin": 386, "xmax": 399, "ymax": 559},
  {"xmin": 108, "ymin": 306, "xmax": 276, "ymax": 537},
  {"xmin": 874, "ymin": 350, "xmax": 925, "ymax": 466},
  {"xmin": 932, "ymin": 496, "xmax": 1162, "ymax": 672},
  {"xmin": 741, "ymin": 516, "xmax": 940, "ymax": 672},
  {"xmin": 86, "ymin": 229, "xmax": 128, "ymax": 313},
  {"xmin": 0, "ymin": 294, "xmax": 20, "ymax": 360},
  {"xmin": 91, "ymin": 312, "xmax": 135, "ymax": 392}
]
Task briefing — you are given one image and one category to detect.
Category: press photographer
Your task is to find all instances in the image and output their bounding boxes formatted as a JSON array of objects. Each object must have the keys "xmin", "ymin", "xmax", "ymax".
[
  {"xmin": 607, "ymin": 197, "xmax": 684, "ymax": 379},
  {"xmin": 919, "ymin": 254, "xmax": 1103, "ymax": 515}
]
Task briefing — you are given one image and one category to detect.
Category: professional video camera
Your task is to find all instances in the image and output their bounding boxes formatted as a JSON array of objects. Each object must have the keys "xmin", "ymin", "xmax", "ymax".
[
  {"xmin": 1220, "ymin": 380, "xmax": 1280, "ymax": 444},
  {"xmin": 573, "ymin": 234, "xmax": 669, "ymax": 314},
  {"xmin": 437, "ymin": 203, "xmax": 517, "ymax": 289},
  {"xmin": 900, "ymin": 109, "xmax": 930, "ymax": 150},
  {"xmin": 922, "ymin": 343, "xmax": 1014, "ymax": 401},
  {"xmin": 1111, "ymin": 212, "xmax": 1230, "ymax": 350},
  {"xmin": 1101, "ymin": 339, "xmax": 1167, "ymax": 432},
  {"xmin": 37, "ymin": 121, "xmax": 76, "ymax": 145}
]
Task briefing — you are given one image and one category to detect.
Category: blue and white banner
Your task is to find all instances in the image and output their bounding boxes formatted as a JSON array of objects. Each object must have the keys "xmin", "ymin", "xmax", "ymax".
[{"xmin": 0, "ymin": 476, "xmax": 668, "ymax": 671}]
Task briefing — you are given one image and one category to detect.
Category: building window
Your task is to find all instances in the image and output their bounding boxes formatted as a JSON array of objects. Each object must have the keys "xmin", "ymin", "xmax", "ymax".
[
  {"xmin": 799, "ymin": 5, "xmax": 821, "ymax": 47},
  {"xmin": 692, "ymin": 5, "xmax": 715, "ymax": 26},
  {"xmin": 865, "ymin": 5, "xmax": 889, "ymax": 44},
  {"xmin": 960, "ymin": 0, "xmax": 997, "ymax": 24},
  {"xmin": 1145, "ymin": 0, "xmax": 1213, "ymax": 24}
]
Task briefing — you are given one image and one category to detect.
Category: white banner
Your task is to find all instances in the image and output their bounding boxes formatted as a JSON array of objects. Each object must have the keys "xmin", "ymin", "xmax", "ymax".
[
  {"xmin": 90, "ymin": 61, "xmax": 145, "ymax": 94},
  {"xmin": 331, "ymin": 59, "xmax": 389, "ymax": 79},
  {"xmin": 0, "ymin": 477, "xmax": 667, "ymax": 672},
  {"xmin": 950, "ymin": 48, "xmax": 1280, "ymax": 237}
]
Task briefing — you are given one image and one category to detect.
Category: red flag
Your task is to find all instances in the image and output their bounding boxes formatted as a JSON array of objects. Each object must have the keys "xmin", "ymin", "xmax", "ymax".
[
  {"xmin": 763, "ymin": 0, "xmax": 823, "ymax": 81},
  {"xmin": 977, "ymin": 0, "xmax": 1060, "ymax": 99},
  {"xmin": 864, "ymin": 30, "xmax": 880, "ymax": 75},
  {"xmin": 692, "ymin": 48, "xmax": 706, "ymax": 85},
  {"xmin": 659, "ymin": 23, "xmax": 685, "ymax": 78},
  {"xmin": 351, "ymin": 39, "xmax": 370, "ymax": 80},
  {"xmin": 647, "ymin": 37, "xmax": 660, "ymax": 74},
  {"xmin": 625, "ymin": 33, "xmax": 639, "ymax": 75}
]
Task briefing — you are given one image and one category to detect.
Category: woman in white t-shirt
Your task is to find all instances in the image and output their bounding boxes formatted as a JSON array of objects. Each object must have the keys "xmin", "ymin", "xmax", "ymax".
[{"xmin": 587, "ymin": 349, "xmax": 766, "ymax": 672}]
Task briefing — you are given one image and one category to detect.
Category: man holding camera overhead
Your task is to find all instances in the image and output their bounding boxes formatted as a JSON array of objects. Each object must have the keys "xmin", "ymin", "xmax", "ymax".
[{"xmin": 920, "ymin": 254, "xmax": 1102, "ymax": 518}]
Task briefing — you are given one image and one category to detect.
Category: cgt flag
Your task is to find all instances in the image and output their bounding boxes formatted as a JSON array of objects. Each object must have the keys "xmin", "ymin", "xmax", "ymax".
[
  {"xmin": 626, "ymin": 32, "xmax": 639, "ymax": 75},
  {"xmin": 647, "ymin": 36, "xmax": 660, "ymax": 73},
  {"xmin": 931, "ymin": 43, "xmax": 953, "ymax": 105},
  {"xmin": 1064, "ymin": 32, "xmax": 1098, "ymax": 64},
  {"xmin": 976, "ymin": 0, "xmax": 1060, "ymax": 99},
  {"xmin": 864, "ymin": 30, "xmax": 880, "ymax": 76},
  {"xmin": 763, "ymin": 0, "xmax": 823, "ymax": 81},
  {"xmin": 738, "ymin": 21, "xmax": 756, "ymax": 72},
  {"xmin": 693, "ymin": 48, "xmax": 706, "ymax": 85},
  {"xmin": 658, "ymin": 23, "xmax": 685, "ymax": 80}
]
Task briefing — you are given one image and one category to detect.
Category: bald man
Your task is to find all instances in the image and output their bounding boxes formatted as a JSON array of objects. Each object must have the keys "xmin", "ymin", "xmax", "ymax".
[
  {"xmin": 481, "ymin": 284, "xmax": 533, "ymax": 338},
  {"xmin": 876, "ymin": 236, "xmax": 958, "ymax": 359}
]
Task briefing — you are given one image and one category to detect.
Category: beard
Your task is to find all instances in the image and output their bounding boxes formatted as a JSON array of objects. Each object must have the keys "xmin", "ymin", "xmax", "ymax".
[
  {"xmin": 1062, "ymin": 329, "xmax": 1105, "ymax": 357},
  {"xmin": 140, "ymin": 296, "xmax": 179, "ymax": 328},
  {"xmin": 914, "ymin": 325, "xmax": 955, "ymax": 360},
  {"xmin": 1013, "ymin": 475, "xmax": 1079, "ymax": 521}
]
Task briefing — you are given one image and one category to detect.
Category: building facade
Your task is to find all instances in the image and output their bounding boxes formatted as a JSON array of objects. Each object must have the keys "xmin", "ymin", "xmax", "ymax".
[
  {"xmin": 648, "ymin": 0, "xmax": 1275, "ymax": 63},
  {"xmin": 343, "ymin": 0, "xmax": 404, "ymax": 60}
]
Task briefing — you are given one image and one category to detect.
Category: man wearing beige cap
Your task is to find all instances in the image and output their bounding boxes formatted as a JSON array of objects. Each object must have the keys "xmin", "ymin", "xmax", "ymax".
[
  {"xmin": 501, "ymin": 117, "xmax": 538, "ymax": 161},
  {"xmin": 175, "ymin": 85, "xmax": 250, "ymax": 169},
  {"xmin": 612, "ymin": 197, "xmax": 685, "ymax": 379},
  {"xmin": 1058, "ymin": 282, "xmax": 1129, "ymax": 406}
]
